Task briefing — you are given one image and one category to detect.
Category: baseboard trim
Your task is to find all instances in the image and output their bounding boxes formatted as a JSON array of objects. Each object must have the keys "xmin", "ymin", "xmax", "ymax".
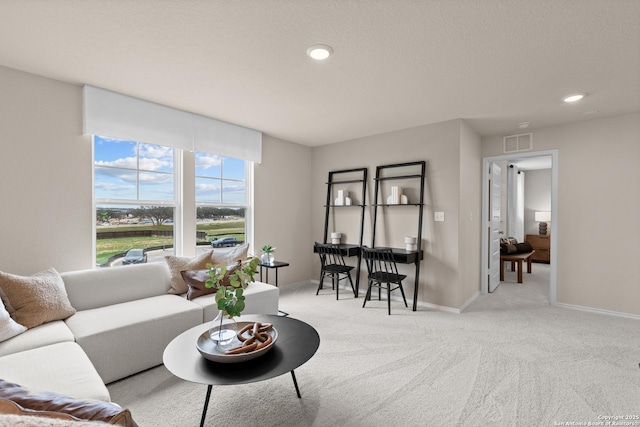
[
  {"xmin": 555, "ymin": 302, "xmax": 640, "ymax": 321},
  {"xmin": 301, "ymin": 280, "xmax": 463, "ymax": 314}
]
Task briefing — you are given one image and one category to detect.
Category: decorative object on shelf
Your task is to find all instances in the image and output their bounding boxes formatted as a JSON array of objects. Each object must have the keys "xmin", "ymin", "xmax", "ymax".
[
  {"xmin": 386, "ymin": 186, "xmax": 409, "ymax": 204},
  {"xmin": 334, "ymin": 190, "xmax": 352, "ymax": 206},
  {"xmin": 260, "ymin": 245, "xmax": 276, "ymax": 264},
  {"xmin": 534, "ymin": 211, "xmax": 551, "ymax": 235},
  {"xmin": 405, "ymin": 236, "xmax": 417, "ymax": 251},
  {"xmin": 331, "ymin": 232, "xmax": 341, "ymax": 244},
  {"xmin": 205, "ymin": 257, "xmax": 260, "ymax": 349}
]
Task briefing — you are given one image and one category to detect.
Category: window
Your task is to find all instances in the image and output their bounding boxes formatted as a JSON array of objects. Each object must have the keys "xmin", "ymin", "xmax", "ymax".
[
  {"xmin": 94, "ymin": 136, "xmax": 176, "ymax": 267},
  {"xmin": 195, "ymin": 152, "xmax": 248, "ymax": 249}
]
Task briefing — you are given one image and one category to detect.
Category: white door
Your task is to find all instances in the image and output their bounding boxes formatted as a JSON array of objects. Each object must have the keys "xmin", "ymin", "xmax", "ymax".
[{"xmin": 488, "ymin": 162, "xmax": 501, "ymax": 292}]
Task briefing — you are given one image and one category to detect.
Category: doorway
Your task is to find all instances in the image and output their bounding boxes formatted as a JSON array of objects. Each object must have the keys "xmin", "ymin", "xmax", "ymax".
[{"xmin": 481, "ymin": 150, "xmax": 558, "ymax": 304}]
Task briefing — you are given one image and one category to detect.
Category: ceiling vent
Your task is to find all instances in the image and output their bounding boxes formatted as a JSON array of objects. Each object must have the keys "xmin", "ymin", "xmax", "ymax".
[{"xmin": 503, "ymin": 133, "xmax": 533, "ymax": 153}]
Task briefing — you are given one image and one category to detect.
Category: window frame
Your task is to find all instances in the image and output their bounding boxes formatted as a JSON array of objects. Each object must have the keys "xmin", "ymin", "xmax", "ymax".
[{"xmin": 92, "ymin": 136, "xmax": 253, "ymax": 266}]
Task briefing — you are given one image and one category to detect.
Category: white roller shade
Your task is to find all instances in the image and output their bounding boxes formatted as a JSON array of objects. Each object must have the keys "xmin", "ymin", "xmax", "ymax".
[{"xmin": 83, "ymin": 85, "xmax": 262, "ymax": 162}]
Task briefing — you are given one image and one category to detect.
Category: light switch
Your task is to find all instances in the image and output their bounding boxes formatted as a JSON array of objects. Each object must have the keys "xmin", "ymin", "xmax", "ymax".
[{"xmin": 434, "ymin": 212, "xmax": 445, "ymax": 222}]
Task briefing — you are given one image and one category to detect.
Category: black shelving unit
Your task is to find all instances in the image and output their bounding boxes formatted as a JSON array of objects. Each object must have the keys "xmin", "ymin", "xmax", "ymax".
[
  {"xmin": 371, "ymin": 161, "xmax": 425, "ymax": 311},
  {"xmin": 322, "ymin": 168, "xmax": 368, "ymax": 295}
]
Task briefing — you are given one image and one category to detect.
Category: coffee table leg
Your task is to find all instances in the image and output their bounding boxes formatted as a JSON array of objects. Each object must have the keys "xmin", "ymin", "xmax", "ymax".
[
  {"xmin": 200, "ymin": 385, "xmax": 212, "ymax": 427},
  {"xmin": 290, "ymin": 370, "xmax": 301, "ymax": 398}
]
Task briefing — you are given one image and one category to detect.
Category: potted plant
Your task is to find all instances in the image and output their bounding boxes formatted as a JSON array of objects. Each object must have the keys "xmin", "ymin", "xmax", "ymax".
[
  {"xmin": 261, "ymin": 245, "xmax": 276, "ymax": 265},
  {"xmin": 205, "ymin": 257, "xmax": 260, "ymax": 348}
]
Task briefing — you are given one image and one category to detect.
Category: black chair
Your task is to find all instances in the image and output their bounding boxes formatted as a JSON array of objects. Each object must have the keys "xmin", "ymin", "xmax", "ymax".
[
  {"xmin": 314, "ymin": 242, "xmax": 356, "ymax": 299},
  {"xmin": 362, "ymin": 246, "xmax": 408, "ymax": 315}
]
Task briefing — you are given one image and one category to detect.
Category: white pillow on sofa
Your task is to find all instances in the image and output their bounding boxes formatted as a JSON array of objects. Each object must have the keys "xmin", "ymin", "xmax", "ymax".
[{"xmin": 0, "ymin": 300, "xmax": 26, "ymax": 343}]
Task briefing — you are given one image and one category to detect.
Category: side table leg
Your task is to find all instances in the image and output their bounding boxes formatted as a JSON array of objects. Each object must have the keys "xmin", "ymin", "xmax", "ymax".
[
  {"xmin": 200, "ymin": 385, "xmax": 212, "ymax": 427},
  {"xmin": 290, "ymin": 370, "xmax": 302, "ymax": 398}
]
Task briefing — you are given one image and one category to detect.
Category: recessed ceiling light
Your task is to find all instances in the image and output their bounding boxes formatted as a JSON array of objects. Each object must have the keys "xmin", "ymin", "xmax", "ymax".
[
  {"xmin": 307, "ymin": 45, "xmax": 333, "ymax": 60},
  {"xmin": 517, "ymin": 122, "xmax": 530, "ymax": 129},
  {"xmin": 563, "ymin": 93, "xmax": 585, "ymax": 103}
]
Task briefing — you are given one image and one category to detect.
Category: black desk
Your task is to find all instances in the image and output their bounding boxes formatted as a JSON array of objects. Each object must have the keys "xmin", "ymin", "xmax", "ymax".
[
  {"xmin": 386, "ymin": 247, "xmax": 424, "ymax": 264},
  {"xmin": 163, "ymin": 314, "xmax": 320, "ymax": 427},
  {"xmin": 259, "ymin": 260, "xmax": 289, "ymax": 286}
]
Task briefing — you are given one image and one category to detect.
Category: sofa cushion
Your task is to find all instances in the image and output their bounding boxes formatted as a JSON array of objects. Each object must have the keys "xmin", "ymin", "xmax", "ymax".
[
  {"xmin": 0, "ymin": 380, "xmax": 135, "ymax": 426},
  {"xmin": 0, "ymin": 320, "xmax": 74, "ymax": 357},
  {"xmin": 181, "ymin": 260, "xmax": 243, "ymax": 301},
  {"xmin": 181, "ymin": 269, "xmax": 215, "ymax": 300},
  {"xmin": 0, "ymin": 342, "xmax": 110, "ymax": 402},
  {"xmin": 0, "ymin": 398, "xmax": 112, "ymax": 425},
  {"xmin": 211, "ymin": 244, "xmax": 249, "ymax": 267},
  {"xmin": 61, "ymin": 263, "xmax": 172, "ymax": 311},
  {"xmin": 65, "ymin": 295, "xmax": 202, "ymax": 384},
  {"xmin": 0, "ymin": 300, "xmax": 26, "ymax": 343},
  {"xmin": 165, "ymin": 250, "xmax": 214, "ymax": 295},
  {"xmin": 0, "ymin": 268, "xmax": 76, "ymax": 329}
]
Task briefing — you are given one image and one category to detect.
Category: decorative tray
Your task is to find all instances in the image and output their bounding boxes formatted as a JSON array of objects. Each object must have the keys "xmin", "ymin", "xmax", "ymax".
[{"xmin": 196, "ymin": 321, "xmax": 278, "ymax": 363}]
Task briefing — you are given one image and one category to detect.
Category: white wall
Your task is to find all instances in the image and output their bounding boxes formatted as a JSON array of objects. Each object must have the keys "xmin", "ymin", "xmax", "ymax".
[
  {"xmin": 482, "ymin": 113, "xmax": 640, "ymax": 316},
  {"xmin": 0, "ymin": 65, "xmax": 93, "ymax": 274},
  {"xmin": 254, "ymin": 135, "xmax": 313, "ymax": 285}
]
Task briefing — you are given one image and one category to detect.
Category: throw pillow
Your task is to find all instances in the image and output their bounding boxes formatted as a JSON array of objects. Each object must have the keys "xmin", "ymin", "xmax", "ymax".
[
  {"xmin": 0, "ymin": 269, "xmax": 76, "ymax": 329},
  {"xmin": 211, "ymin": 243, "xmax": 249, "ymax": 267},
  {"xmin": 164, "ymin": 250, "xmax": 214, "ymax": 295},
  {"xmin": 181, "ymin": 260, "xmax": 243, "ymax": 301},
  {"xmin": 0, "ymin": 380, "xmax": 136, "ymax": 427},
  {"xmin": 0, "ymin": 300, "xmax": 26, "ymax": 343}
]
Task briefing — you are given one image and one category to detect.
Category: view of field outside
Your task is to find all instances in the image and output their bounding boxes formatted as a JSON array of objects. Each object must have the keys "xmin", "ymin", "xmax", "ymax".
[{"xmin": 95, "ymin": 206, "xmax": 246, "ymax": 266}]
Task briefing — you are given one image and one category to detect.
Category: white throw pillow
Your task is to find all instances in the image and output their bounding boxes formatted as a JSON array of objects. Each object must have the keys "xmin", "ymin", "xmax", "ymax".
[{"xmin": 0, "ymin": 299, "xmax": 26, "ymax": 343}]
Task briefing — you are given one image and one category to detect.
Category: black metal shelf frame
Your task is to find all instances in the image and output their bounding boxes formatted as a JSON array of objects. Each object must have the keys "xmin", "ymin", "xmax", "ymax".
[
  {"xmin": 322, "ymin": 168, "xmax": 368, "ymax": 295},
  {"xmin": 371, "ymin": 161, "xmax": 426, "ymax": 311}
]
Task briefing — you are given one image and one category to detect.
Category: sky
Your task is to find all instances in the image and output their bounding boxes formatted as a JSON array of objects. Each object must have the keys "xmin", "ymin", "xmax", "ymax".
[{"xmin": 94, "ymin": 135, "xmax": 246, "ymax": 203}]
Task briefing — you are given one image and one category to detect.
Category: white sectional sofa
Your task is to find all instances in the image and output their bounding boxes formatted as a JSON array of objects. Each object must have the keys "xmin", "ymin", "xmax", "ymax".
[{"xmin": 0, "ymin": 259, "xmax": 279, "ymax": 423}]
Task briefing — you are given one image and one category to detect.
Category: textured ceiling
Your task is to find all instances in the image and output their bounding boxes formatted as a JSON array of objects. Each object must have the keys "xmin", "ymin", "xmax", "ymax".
[{"xmin": 0, "ymin": 0, "xmax": 638, "ymax": 146}]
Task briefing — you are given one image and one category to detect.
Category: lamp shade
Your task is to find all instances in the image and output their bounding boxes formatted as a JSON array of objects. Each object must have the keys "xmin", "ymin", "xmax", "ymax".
[{"xmin": 535, "ymin": 211, "xmax": 551, "ymax": 222}]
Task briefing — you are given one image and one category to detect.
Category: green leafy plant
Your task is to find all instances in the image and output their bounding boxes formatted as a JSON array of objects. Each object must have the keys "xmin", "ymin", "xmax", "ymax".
[
  {"xmin": 261, "ymin": 245, "xmax": 275, "ymax": 252},
  {"xmin": 205, "ymin": 257, "xmax": 260, "ymax": 318}
]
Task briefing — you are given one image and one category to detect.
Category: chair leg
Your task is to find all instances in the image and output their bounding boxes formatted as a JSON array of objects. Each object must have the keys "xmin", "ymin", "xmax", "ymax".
[
  {"xmin": 398, "ymin": 282, "xmax": 408, "ymax": 307},
  {"xmin": 347, "ymin": 273, "xmax": 356, "ymax": 297},
  {"xmin": 387, "ymin": 282, "xmax": 392, "ymax": 315},
  {"xmin": 316, "ymin": 271, "xmax": 325, "ymax": 295},
  {"xmin": 362, "ymin": 279, "xmax": 374, "ymax": 308},
  {"xmin": 335, "ymin": 274, "xmax": 340, "ymax": 300}
]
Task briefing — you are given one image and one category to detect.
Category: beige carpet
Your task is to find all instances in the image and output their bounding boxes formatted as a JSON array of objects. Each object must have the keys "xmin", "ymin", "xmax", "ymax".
[{"xmin": 108, "ymin": 264, "xmax": 640, "ymax": 426}]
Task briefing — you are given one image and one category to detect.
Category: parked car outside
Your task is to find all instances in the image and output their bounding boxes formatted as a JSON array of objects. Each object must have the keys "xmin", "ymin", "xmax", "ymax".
[
  {"xmin": 122, "ymin": 248, "xmax": 147, "ymax": 264},
  {"xmin": 211, "ymin": 237, "xmax": 240, "ymax": 248}
]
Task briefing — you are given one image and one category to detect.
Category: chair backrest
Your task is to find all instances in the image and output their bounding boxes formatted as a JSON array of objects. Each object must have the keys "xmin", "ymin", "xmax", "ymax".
[
  {"xmin": 314, "ymin": 242, "xmax": 347, "ymax": 267},
  {"xmin": 361, "ymin": 246, "xmax": 400, "ymax": 277}
]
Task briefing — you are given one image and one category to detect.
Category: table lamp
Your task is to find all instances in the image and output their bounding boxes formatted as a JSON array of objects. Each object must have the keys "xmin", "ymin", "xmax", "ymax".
[{"xmin": 534, "ymin": 211, "xmax": 551, "ymax": 235}]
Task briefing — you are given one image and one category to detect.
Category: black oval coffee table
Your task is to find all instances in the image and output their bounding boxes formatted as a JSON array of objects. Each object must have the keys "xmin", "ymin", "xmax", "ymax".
[{"xmin": 163, "ymin": 314, "xmax": 320, "ymax": 427}]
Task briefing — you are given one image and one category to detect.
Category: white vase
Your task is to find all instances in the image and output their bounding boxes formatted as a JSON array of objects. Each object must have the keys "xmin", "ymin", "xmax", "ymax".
[{"xmin": 209, "ymin": 311, "xmax": 238, "ymax": 350}]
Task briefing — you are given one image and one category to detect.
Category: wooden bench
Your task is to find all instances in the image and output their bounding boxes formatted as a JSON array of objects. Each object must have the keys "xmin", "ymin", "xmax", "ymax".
[{"xmin": 500, "ymin": 251, "xmax": 535, "ymax": 283}]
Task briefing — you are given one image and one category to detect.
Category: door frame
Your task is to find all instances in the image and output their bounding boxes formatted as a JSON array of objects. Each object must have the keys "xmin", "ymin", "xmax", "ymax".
[{"xmin": 481, "ymin": 149, "xmax": 558, "ymax": 305}]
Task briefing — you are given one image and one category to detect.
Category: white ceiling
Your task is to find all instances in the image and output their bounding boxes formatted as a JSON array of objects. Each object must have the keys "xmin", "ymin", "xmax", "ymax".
[{"xmin": 1, "ymin": 1, "xmax": 638, "ymax": 147}]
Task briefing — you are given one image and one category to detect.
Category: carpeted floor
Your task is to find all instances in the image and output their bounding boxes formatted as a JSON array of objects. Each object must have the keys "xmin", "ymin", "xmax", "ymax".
[{"xmin": 108, "ymin": 264, "xmax": 640, "ymax": 426}]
